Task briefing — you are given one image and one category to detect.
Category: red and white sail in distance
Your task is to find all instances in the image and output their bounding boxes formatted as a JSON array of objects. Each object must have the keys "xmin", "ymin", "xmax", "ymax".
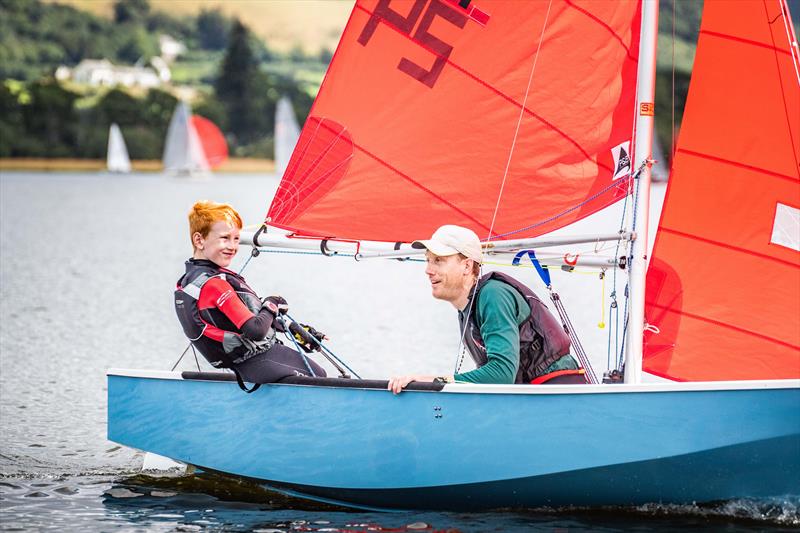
[
  {"xmin": 644, "ymin": 0, "xmax": 800, "ymax": 381},
  {"xmin": 191, "ymin": 115, "xmax": 228, "ymax": 169},
  {"xmin": 267, "ymin": 0, "xmax": 642, "ymax": 242}
]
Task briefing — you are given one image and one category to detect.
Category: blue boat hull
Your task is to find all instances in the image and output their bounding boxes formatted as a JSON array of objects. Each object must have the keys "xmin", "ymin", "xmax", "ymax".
[{"xmin": 107, "ymin": 371, "xmax": 800, "ymax": 510}]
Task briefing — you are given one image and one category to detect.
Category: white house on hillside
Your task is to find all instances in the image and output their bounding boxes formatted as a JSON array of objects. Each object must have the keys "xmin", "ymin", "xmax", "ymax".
[
  {"xmin": 159, "ymin": 35, "xmax": 186, "ymax": 63},
  {"xmin": 55, "ymin": 58, "xmax": 170, "ymax": 88}
]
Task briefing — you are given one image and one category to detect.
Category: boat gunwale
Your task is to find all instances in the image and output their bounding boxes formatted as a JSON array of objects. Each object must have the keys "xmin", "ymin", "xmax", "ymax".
[{"xmin": 106, "ymin": 368, "xmax": 800, "ymax": 394}]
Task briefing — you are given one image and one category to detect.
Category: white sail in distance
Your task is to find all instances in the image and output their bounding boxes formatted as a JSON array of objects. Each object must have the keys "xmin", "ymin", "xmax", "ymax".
[
  {"xmin": 107, "ymin": 123, "xmax": 131, "ymax": 173},
  {"xmin": 163, "ymin": 101, "xmax": 210, "ymax": 176},
  {"xmin": 274, "ymin": 96, "xmax": 300, "ymax": 178}
]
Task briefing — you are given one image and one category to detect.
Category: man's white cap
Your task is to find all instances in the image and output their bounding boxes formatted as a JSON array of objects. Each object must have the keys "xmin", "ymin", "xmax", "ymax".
[{"xmin": 412, "ymin": 225, "xmax": 483, "ymax": 262}]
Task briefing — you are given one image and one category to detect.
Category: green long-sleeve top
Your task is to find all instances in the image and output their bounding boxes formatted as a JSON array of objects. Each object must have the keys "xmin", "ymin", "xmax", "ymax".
[
  {"xmin": 454, "ymin": 279, "xmax": 576, "ymax": 384},
  {"xmin": 454, "ymin": 280, "xmax": 526, "ymax": 384}
]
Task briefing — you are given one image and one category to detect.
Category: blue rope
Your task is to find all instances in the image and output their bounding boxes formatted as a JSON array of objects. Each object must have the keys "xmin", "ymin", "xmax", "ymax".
[
  {"xmin": 278, "ymin": 317, "xmax": 316, "ymax": 377},
  {"xmin": 606, "ymin": 175, "xmax": 633, "ymax": 371},
  {"xmin": 615, "ymin": 163, "xmax": 644, "ymax": 371},
  {"xmin": 255, "ymin": 248, "xmax": 425, "ymax": 262},
  {"xmin": 493, "ymin": 175, "xmax": 632, "ymax": 239},
  {"xmin": 258, "ymin": 249, "xmax": 353, "ymax": 257},
  {"xmin": 618, "ymin": 284, "xmax": 630, "ymax": 370},
  {"xmin": 237, "ymin": 250, "xmax": 256, "ymax": 275}
]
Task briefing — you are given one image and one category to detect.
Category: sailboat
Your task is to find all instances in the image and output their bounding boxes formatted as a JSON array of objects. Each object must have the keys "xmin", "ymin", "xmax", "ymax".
[
  {"xmin": 191, "ymin": 114, "xmax": 229, "ymax": 169},
  {"xmin": 274, "ymin": 95, "xmax": 301, "ymax": 178},
  {"xmin": 106, "ymin": 123, "xmax": 131, "ymax": 173},
  {"xmin": 109, "ymin": 0, "xmax": 799, "ymax": 511},
  {"xmin": 162, "ymin": 101, "xmax": 221, "ymax": 176}
]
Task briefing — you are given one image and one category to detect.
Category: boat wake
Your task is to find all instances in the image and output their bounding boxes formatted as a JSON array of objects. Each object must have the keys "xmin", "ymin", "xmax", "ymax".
[
  {"xmin": 117, "ymin": 472, "xmax": 800, "ymax": 527},
  {"xmin": 632, "ymin": 497, "xmax": 800, "ymax": 527}
]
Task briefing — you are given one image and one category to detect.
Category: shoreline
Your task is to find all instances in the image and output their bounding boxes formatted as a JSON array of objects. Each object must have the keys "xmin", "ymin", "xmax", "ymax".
[{"xmin": 0, "ymin": 158, "xmax": 276, "ymax": 173}]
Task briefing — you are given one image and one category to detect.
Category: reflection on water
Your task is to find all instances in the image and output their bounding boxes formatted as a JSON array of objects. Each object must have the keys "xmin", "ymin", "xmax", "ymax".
[
  {"xmin": 0, "ymin": 172, "xmax": 797, "ymax": 531},
  {"xmin": 2, "ymin": 473, "xmax": 797, "ymax": 532}
]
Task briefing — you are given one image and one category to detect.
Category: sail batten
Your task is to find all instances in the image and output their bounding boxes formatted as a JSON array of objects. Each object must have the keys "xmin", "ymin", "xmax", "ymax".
[
  {"xmin": 658, "ymin": 226, "xmax": 800, "ymax": 269},
  {"xmin": 676, "ymin": 149, "xmax": 799, "ymax": 183},
  {"xmin": 647, "ymin": 303, "xmax": 800, "ymax": 352},
  {"xmin": 700, "ymin": 29, "xmax": 797, "ymax": 55}
]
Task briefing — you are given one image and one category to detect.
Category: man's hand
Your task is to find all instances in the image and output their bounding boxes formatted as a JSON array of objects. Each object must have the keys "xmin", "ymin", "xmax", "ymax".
[
  {"xmin": 387, "ymin": 374, "xmax": 436, "ymax": 394},
  {"xmin": 262, "ymin": 295, "xmax": 288, "ymax": 316}
]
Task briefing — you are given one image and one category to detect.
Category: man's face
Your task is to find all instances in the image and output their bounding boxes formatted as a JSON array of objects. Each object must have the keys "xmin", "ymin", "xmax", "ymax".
[
  {"xmin": 424, "ymin": 251, "xmax": 471, "ymax": 305},
  {"xmin": 194, "ymin": 221, "xmax": 240, "ymax": 268}
]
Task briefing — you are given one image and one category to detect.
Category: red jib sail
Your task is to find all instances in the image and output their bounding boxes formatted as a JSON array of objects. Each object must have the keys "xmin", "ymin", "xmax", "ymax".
[
  {"xmin": 191, "ymin": 115, "xmax": 228, "ymax": 169},
  {"xmin": 644, "ymin": 0, "xmax": 800, "ymax": 381},
  {"xmin": 267, "ymin": 0, "xmax": 642, "ymax": 242}
]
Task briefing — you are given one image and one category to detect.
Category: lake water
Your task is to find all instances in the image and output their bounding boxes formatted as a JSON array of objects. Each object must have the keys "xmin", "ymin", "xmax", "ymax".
[{"xmin": 1, "ymin": 171, "xmax": 797, "ymax": 531}]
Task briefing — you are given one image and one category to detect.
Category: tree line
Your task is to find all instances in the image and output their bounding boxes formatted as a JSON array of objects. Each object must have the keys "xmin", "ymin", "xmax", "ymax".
[{"xmin": 0, "ymin": 0, "xmax": 316, "ymax": 159}]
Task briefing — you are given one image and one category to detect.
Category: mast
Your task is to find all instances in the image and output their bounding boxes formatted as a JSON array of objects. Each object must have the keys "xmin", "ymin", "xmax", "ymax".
[{"xmin": 624, "ymin": 0, "xmax": 659, "ymax": 384}]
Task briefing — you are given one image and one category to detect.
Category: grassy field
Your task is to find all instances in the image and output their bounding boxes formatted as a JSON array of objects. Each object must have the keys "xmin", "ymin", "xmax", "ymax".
[
  {"xmin": 47, "ymin": 0, "xmax": 355, "ymax": 54},
  {"xmin": 0, "ymin": 158, "xmax": 276, "ymax": 173}
]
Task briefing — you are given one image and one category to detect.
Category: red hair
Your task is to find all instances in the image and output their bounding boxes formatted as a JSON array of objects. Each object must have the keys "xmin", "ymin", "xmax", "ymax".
[{"xmin": 188, "ymin": 201, "xmax": 242, "ymax": 248}]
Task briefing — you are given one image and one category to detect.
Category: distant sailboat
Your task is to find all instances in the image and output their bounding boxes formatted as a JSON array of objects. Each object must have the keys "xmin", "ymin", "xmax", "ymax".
[
  {"xmin": 274, "ymin": 96, "xmax": 300, "ymax": 178},
  {"xmin": 191, "ymin": 115, "xmax": 228, "ymax": 169},
  {"xmin": 106, "ymin": 123, "xmax": 131, "ymax": 173},
  {"xmin": 163, "ymin": 101, "xmax": 211, "ymax": 176}
]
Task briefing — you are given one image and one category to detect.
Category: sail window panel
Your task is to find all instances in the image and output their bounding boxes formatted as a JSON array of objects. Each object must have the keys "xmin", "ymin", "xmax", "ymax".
[
  {"xmin": 771, "ymin": 203, "xmax": 800, "ymax": 252},
  {"xmin": 658, "ymin": 155, "xmax": 800, "ymax": 265}
]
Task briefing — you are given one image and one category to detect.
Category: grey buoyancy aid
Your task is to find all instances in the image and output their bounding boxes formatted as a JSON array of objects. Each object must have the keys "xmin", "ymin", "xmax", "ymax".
[
  {"xmin": 459, "ymin": 271, "xmax": 571, "ymax": 383},
  {"xmin": 174, "ymin": 259, "xmax": 276, "ymax": 368}
]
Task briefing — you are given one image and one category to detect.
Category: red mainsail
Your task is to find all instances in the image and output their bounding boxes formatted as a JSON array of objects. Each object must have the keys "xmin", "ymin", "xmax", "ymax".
[
  {"xmin": 644, "ymin": 0, "xmax": 800, "ymax": 380},
  {"xmin": 267, "ymin": 0, "xmax": 642, "ymax": 242}
]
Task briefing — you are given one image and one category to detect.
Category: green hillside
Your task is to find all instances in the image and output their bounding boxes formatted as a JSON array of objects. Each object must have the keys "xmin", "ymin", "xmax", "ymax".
[{"xmin": 2, "ymin": 0, "xmax": 799, "ymax": 162}]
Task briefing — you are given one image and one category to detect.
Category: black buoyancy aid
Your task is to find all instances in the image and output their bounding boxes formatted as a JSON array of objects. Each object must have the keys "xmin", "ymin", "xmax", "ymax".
[
  {"xmin": 460, "ymin": 271, "xmax": 571, "ymax": 384},
  {"xmin": 174, "ymin": 259, "xmax": 275, "ymax": 368}
]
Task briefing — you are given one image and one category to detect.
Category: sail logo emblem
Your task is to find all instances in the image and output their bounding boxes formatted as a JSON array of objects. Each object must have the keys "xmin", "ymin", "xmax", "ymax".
[
  {"xmin": 358, "ymin": 0, "xmax": 487, "ymax": 88},
  {"xmin": 611, "ymin": 141, "xmax": 631, "ymax": 180}
]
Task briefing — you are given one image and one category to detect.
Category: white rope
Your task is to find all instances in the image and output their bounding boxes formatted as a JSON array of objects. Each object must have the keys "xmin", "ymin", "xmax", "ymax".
[
  {"xmin": 643, "ymin": 323, "xmax": 660, "ymax": 334},
  {"xmin": 484, "ymin": 0, "xmax": 554, "ymax": 244}
]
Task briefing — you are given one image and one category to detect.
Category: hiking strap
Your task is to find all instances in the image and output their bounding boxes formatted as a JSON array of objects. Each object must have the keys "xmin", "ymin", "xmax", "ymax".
[{"xmin": 232, "ymin": 368, "xmax": 261, "ymax": 394}]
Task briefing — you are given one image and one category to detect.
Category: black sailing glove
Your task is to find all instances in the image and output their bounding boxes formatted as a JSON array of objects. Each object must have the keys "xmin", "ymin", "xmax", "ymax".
[
  {"xmin": 262, "ymin": 295, "xmax": 288, "ymax": 316},
  {"xmin": 289, "ymin": 322, "xmax": 326, "ymax": 353},
  {"xmin": 261, "ymin": 296, "xmax": 289, "ymax": 332}
]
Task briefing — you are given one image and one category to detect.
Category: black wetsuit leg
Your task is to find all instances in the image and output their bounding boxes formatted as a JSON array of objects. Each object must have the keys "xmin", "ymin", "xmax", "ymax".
[{"xmin": 234, "ymin": 343, "xmax": 326, "ymax": 383}]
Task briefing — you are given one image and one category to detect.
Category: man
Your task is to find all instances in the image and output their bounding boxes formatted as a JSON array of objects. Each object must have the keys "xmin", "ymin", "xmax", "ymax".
[{"xmin": 388, "ymin": 225, "xmax": 584, "ymax": 393}]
